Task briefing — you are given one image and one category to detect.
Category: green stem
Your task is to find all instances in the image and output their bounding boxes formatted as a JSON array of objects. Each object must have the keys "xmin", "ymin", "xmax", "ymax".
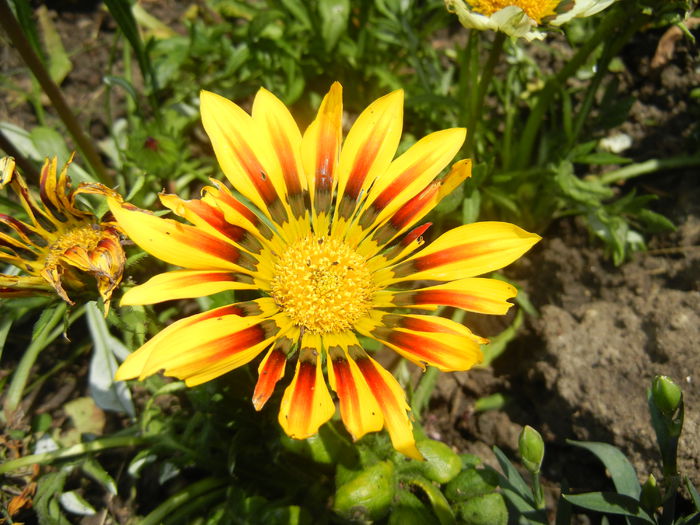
[
  {"xmin": 411, "ymin": 366, "xmax": 440, "ymax": 419},
  {"xmin": 3, "ymin": 302, "xmax": 68, "ymax": 419},
  {"xmin": 457, "ymin": 29, "xmax": 478, "ymax": 125},
  {"xmin": 597, "ymin": 155, "xmax": 700, "ymax": 185},
  {"xmin": 513, "ymin": 4, "xmax": 629, "ymax": 170},
  {"xmin": 0, "ymin": 435, "xmax": 148, "ymax": 475},
  {"xmin": 567, "ymin": 15, "xmax": 642, "ymax": 151},
  {"xmin": 532, "ymin": 471, "xmax": 545, "ymax": 509},
  {"xmin": 0, "ymin": 0, "xmax": 111, "ymax": 185},
  {"xmin": 140, "ymin": 477, "xmax": 229, "ymax": 525},
  {"xmin": 465, "ymin": 31, "xmax": 506, "ymax": 158}
]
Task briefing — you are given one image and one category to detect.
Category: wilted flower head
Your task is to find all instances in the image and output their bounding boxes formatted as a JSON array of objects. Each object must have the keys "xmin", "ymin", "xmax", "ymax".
[
  {"xmin": 108, "ymin": 83, "xmax": 540, "ymax": 458},
  {"xmin": 445, "ymin": 0, "xmax": 617, "ymax": 39},
  {"xmin": 0, "ymin": 155, "xmax": 125, "ymax": 314}
]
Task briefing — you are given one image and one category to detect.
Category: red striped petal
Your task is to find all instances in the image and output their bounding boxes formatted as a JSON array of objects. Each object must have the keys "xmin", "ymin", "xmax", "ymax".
[
  {"xmin": 352, "ymin": 349, "xmax": 421, "ymax": 460},
  {"xmin": 108, "ymin": 197, "xmax": 251, "ymax": 272},
  {"xmin": 252, "ymin": 335, "xmax": 295, "ymax": 410},
  {"xmin": 301, "ymin": 82, "xmax": 343, "ymax": 220},
  {"xmin": 326, "ymin": 336, "xmax": 382, "ymax": 441},
  {"xmin": 121, "ymin": 269, "xmax": 257, "ymax": 305},
  {"xmin": 279, "ymin": 340, "xmax": 335, "ymax": 439},
  {"xmin": 390, "ymin": 278, "xmax": 518, "ymax": 315}
]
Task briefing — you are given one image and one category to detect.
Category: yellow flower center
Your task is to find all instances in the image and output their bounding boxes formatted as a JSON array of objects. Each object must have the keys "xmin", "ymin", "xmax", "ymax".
[
  {"xmin": 271, "ymin": 235, "xmax": 374, "ymax": 334},
  {"xmin": 468, "ymin": 0, "xmax": 559, "ymax": 22},
  {"xmin": 44, "ymin": 223, "xmax": 103, "ymax": 269}
]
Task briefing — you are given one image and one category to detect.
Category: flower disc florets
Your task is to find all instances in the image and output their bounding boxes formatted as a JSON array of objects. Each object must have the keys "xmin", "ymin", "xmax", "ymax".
[
  {"xmin": 469, "ymin": 0, "xmax": 558, "ymax": 22},
  {"xmin": 271, "ymin": 235, "xmax": 374, "ymax": 334}
]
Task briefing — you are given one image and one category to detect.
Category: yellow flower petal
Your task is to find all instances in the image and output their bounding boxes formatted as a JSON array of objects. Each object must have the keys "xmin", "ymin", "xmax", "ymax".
[
  {"xmin": 279, "ymin": 334, "xmax": 335, "ymax": 439},
  {"xmin": 107, "ymin": 197, "xmax": 251, "ymax": 272},
  {"xmin": 121, "ymin": 270, "xmax": 257, "ymax": 306},
  {"xmin": 354, "ymin": 128, "xmax": 466, "ymax": 235},
  {"xmin": 115, "ymin": 300, "xmax": 280, "ymax": 382},
  {"xmin": 200, "ymin": 90, "xmax": 289, "ymax": 225},
  {"xmin": 252, "ymin": 87, "xmax": 308, "ymax": 221},
  {"xmin": 350, "ymin": 346, "xmax": 421, "ymax": 460},
  {"xmin": 325, "ymin": 332, "xmax": 383, "ymax": 441},
  {"xmin": 377, "ymin": 277, "xmax": 518, "ymax": 315},
  {"xmin": 333, "ymin": 89, "xmax": 404, "ymax": 224},
  {"xmin": 379, "ymin": 221, "xmax": 541, "ymax": 283},
  {"xmin": 301, "ymin": 82, "xmax": 343, "ymax": 226}
]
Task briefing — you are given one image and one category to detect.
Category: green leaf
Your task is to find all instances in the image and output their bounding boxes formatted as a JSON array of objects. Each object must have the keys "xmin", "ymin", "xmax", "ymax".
[
  {"xmin": 636, "ymin": 209, "xmax": 675, "ymax": 233},
  {"xmin": 280, "ymin": 0, "xmax": 312, "ymax": 28},
  {"xmin": 402, "ymin": 474, "xmax": 456, "ymax": 525},
  {"xmin": 492, "ymin": 446, "xmax": 533, "ymax": 504},
  {"xmin": 37, "ymin": 5, "xmax": 72, "ymax": 84},
  {"xmin": 678, "ymin": 512, "xmax": 700, "ymax": 525},
  {"xmin": 34, "ymin": 470, "xmax": 71, "ymax": 525},
  {"xmin": 29, "ymin": 126, "xmax": 71, "ymax": 167},
  {"xmin": 461, "ymin": 187, "xmax": 481, "ymax": 224},
  {"xmin": 31, "ymin": 303, "xmax": 64, "ymax": 342},
  {"xmin": 12, "ymin": 0, "xmax": 43, "ymax": 60},
  {"xmin": 687, "ymin": 477, "xmax": 700, "ymax": 511},
  {"xmin": 318, "ymin": 0, "xmax": 350, "ymax": 52},
  {"xmin": 567, "ymin": 440, "xmax": 641, "ymax": 499},
  {"xmin": 103, "ymin": 75, "xmax": 140, "ymax": 104},
  {"xmin": 389, "ymin": 489, "xmax": 440, "ymax": 525},
  {"xmin": 481, "ymin": 309, "xmax": 523, "ymax": 366},
  {"xmin": 103, "ymin": 0, "xmax": 157, "ymax": 92},
  {"xmin": 474, "ymin": 393, "xmax": 508, "ymax": 413},
  {"xmin": 574, "ymin": 152, "xmax": 632, "ymax": 165},
  {"xmin": 59, "ymin": 491, "xmax": 97, "ymax": 516},
  {"xmin": 555, "ymin": 164, "xmax": 614, "ymax": 204},
  {"xmin": 85, "ymin": 302, "xmax": 135, "ymax": 417},
  {"xmin": 562, "ymin": 492, "xmax": 655, "ymax": 523},
  {"xmin": 499, "ymin": 487, "xmax": 546, "ymax": 523},
  {"xmin": 0, "ymin": 121, "xmax": 42, "ymax": 160},
  {"xmin": 0, "ymin": 314, "xmax": 13, "ymax": 362}
]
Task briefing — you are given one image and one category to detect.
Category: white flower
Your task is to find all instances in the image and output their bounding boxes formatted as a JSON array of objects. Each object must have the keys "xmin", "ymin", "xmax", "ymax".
[{"xmin": 445, "ymin": 0, "xmax": 618, "ymax": 40}]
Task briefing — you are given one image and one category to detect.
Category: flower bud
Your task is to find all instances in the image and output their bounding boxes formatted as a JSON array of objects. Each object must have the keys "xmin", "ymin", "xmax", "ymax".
[
  {"xmin": 445, "ymin": 468, "xmax": 499, "ymax": 503},
  {"xmin": 454, "ymin": 492, "xmax": 508, "ymax": 525},
  {"xmin": 415, "ymin": 439, "xmax": 462, "ymax": 484},
  {"xmin": 651, "ymin": 376, "xmax": 682, "ymax": 416},
  {"xmin": 519, "ymin": 425, "xmax": 544, "ymax": 474},
  {"xmin": 333, "ymin": 461, "xmax": 395, "ymax": 521},
  {"xmin": 640, "ymin": 474, "xmax": 662, "ymax": 514}
]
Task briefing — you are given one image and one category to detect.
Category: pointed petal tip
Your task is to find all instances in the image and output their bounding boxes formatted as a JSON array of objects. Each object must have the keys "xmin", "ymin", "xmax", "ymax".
[
  {"xmin": 252, "ymin": 395, "xmax": 265, "ymax": 412},
  {"xmin": 400, "ymin": 441, "xmax": 424, "ymax": 461},
  {"xmin": 114, "ymin": 363, "xmax": 138, "ymax": 382}
]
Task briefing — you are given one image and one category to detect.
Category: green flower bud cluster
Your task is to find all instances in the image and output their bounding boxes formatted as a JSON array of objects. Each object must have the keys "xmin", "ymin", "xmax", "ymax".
[{"xmin": 329, "ymin": 436, "xmax": 507, "ymax": 524}]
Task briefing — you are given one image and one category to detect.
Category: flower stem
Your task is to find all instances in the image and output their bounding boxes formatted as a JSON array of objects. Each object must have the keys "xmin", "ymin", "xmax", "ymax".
[
  {"xmin": 0, "ymin": 0, "xmax": 111, "ymax": 185},
  {"xmin": 2, "ymin": 302, "xmax": 70, "ymax": 420},
  {"xmin": 140, "ymin": 477, "xmax": 229, "ymax": 525},
  {"xmin": 532, "ymin": 471, "xmax": 545, "ymax": 509},
  {"xmin": 0, "ymin": 435, "xmax": 148, "ymax": 475},
  {"xmin": 411, "ymin": 366, "xmax": 440, "ymax": 419},
  {"xmin": 513, "ymin": 4, "xmax": 630, "ymax": 170},
  {"xmin": 465, "ymin": 31, "xmax": 506, "ymax": 158},
  {"xmin": 597, "ymin": 155, "xmax": 700, "ymax": 185},
  {"xmin": 566, "ymin": 14, "xmax": 644, "ymax": 151}
]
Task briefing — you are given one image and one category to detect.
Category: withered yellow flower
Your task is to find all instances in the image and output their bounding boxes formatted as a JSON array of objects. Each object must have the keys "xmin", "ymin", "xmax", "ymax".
[
  {"xmin": 109, "ymin": 83, "xmax": 540, "ymax": 458},
  {"xmin": 0, "ymin": 155, "xmax": 125, "ymax": 314}
]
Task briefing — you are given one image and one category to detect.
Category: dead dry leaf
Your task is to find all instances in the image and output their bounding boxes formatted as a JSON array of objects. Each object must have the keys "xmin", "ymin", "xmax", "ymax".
[{"xmin": 652, "ymin": 18, "xmax": 700, "ymax": 69}]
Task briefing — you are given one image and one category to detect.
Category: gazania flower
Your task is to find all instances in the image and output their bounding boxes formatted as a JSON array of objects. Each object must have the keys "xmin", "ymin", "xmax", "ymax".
[
  {"xmin": 445, "ymin": 0, "xmax": 617, "ymax": 39},
  {"xmin": 110, "ymin": 83, "xmax": 540, "ymax": 458},
  {"xmin": 0, "ymin": 155, "xmax": 125, "ymax": 314}
]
